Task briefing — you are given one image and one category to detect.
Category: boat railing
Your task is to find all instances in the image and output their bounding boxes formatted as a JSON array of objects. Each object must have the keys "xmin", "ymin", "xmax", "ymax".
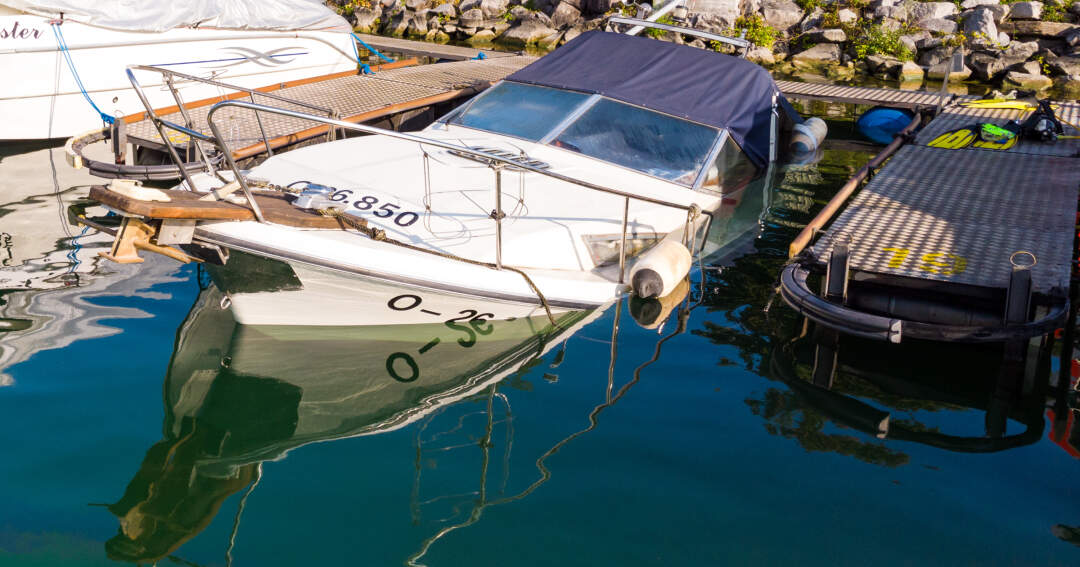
[
  {"xmin": 126, "ymin": 67, "xmax": 711, "ymax": 283},
  {"xmin": 608, "ymin": 16, "xmax": 751, "ymax": 55}
]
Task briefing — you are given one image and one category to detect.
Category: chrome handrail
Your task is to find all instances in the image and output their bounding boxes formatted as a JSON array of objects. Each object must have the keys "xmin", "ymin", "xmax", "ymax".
[{"xmin": 608, "ymin": 16, "xmax": 752, "ymax": 53}]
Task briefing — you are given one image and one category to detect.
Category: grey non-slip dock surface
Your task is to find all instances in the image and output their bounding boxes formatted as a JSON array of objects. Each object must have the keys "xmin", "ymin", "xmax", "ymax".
[
  {"xmin": 127, "ymin": 56, "xmax": 534, "ymax": 150},
  {"xmin": 812, "ymin": 137, "xmax": 1078, "ymax": 294}
]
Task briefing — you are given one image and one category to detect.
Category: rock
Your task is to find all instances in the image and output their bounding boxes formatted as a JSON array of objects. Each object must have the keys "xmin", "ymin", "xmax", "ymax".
[
  {"xmin": 927, "ymin": 62, "xmax": 971, "ymax": 80},
  {"xmin": 405, "ymin": 0, "xmax": 432, "ymax": 9},
  {"xmin": 999, "ymin": 21, "xmax": 1079, "ymax": 39},
  {"xmin": 761, "ymin": 0, "xmax": 804, "ymax": 30},
  {"xmin": 1072, "ymin": 1, "xmax": 1080, "ymax": 16},
  {"xmin": 1050, "ymin": 55, "xmax": 1080, "ymax": 76},
  {"xmin": 353, "ymin": 7, "xmax": 381, "ymax": 33},
  {"xmin": 385, "ymin": 12, "xmax": 412, "ymax": 36},
  {"xmin": 432, "ymin": 3, "xmax": 458, "ymax": 17},
  {"xmin": 791, "ymin": 43, "xmax": 842, "ymax": 71},
  {"xmin": 468, "ymin": 29, "xmax": 497, "ymax": 43},
  {"xmin": 879, "ymin": 18, "xmax": 903, "ymax": 32},
  {"xmin": 688, "ymin": 38, "xmax": 706, "ymax": 49},
  {"xmin": 1009, "ymin": 1, "xmax": 1042, "ymax": 20},
  {"xmin": 563, "ymin": 26, "xmax": 582, "ymax": 43},
  {"xmin": 1056, "ymin": 74, "xmax": 1080, "ymax": 99},
  {"xmin": 800, "ymin": 7, "xmax": 824, "ymax": 31},
  {"xmin": 1015, "ymin": 60, "xmax": 1042, "ymax": 75},
  {"xmin": 1066, "ymin": 27, "xmax": 1080, "ymax": 48},
  {"xmin": 961, "ymin": 0, "xmax": 997, "ymax": 8},
  {"xmin": 459, "ymin": 0, "xmax": 481, "ymax": 11},
  {"xmin": 381, "ymin": 0, "xmax": 401, "ymax": 8},
  {"xmin": 538, "ymin": 31, "xmax": 563, "ymax": 49},
  {"xmin": 434, "ymin": 30, "xmax": 451, "ymax": 43},
  {"xmin": 459, "ymin": 8, "xmax": 486, "ymax": 28},
  {"xmin": 967, "ymin": 52, "xmax": 1004, "ymax": 80},
  {"xmin": 746, "ymin": 46, "xmax": 776, "ymax": 64},
  {"xmin": 550, "ymin": 1, "xmax": 581, "ymax": 28},
  {"xmin": 493, "ymin": 20, "xmax": 512, "ymax": 34},
  {"xmin": 406, "ymin": 15, "xmax": 428, "ymax": 37},
  {"xmin": 1003, "ymin": 70, "xmax": 1053, "ymax": 89},
  {"xmin": 497, "ymin": 19, "xmax": 557, "ymax": 47},
  {"xmin": 1005, "ymin": 40, "xmax": 1040, "ymax": 58},
  {"xmin": 866, "ymin": 54, "xmax": 904, "ymax": 74},
  {"xmin": 900, "ymin": 61, "xmax": 924, "ymax": 81},
  {"xmin": 985, "ymin": 4, "xmax": 1009, "ymax": 22},
  {"xmin": 910, "ymin": 2, "xmax": 957, "ymax": 21},
  {"xmin": 916, "ymin": 35, "xmax": 942, "ymax": 49},
  {"xmin": 963, "ymin": 8, "xmax": 997, "ymax": 41},
  {"xmin": 583, "ymin": 0, "xmax": 616, "ymax": 12},
  {"xmin": 919, "ymin": 46, "xmax": 953, "ymax": 67},
  {"xmin": 838, "ymin": 9, "xmax": 857, "ymax": 24},
  {"xmin": 874, "ymin": 5, "xmax": 908, "ymax": 20},
  {"xmin": 917, "ymin": 18, "xmax": 958, "ymax": 34},
  {"xmin": 480, "ymin": 0, "xmax": 510, "ymax": 19},
  {"xmin": 997, "ymin": 32, "xmax": 1011, "ymax": 47},
  {"xmin": 807, "ymin": 28, "xmax": 847, "ymax": 43},
  {"xmin": 443, "ymin": 22, "xmax": 458, "ymax": 33}
]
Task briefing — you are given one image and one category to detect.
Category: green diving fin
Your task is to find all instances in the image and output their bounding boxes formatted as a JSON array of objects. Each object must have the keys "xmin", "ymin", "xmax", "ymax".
[
  {"xmin": 971, "ymin": 122, "xmax": 1019, "ymax": 150},
  {"xmin": 927, "ymin": 125, "xmax": 978, "ymax": 149}
]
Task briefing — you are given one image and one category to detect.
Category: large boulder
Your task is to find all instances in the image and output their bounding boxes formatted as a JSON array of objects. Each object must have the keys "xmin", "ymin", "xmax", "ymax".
[
  {"xmin": 919, "ymin": 46, "xmax": 954, "ymax": 67},
  {"xmin": 999, "ymin": 21, "xmax": 1079, "ymax": 39},
  {"xmin": 1050, "ymin": 55, "xmax": 1080, "ymax": 76},
  {"xmin": 1003, "ymin": 70, "xmax": 1053, "ymax": 90},
  {"xmin": 927, "ymin": 62, "xmax": 971, "ymax": 80},
  {"xmin": 961, "ymin": 0, "xmax": 998, "ymax": 8},
  {"xmin": 405, "ymin": 0, "xmax": 432, "ymax": 9},
  {"xmin": 900, "ymin": 60, "xmax": 924, "ymax": 81},
  {"xmin": 806, "ymin": 28, "xmax": 847, "ymax": 43},
  {"xmin": 467, "ymin": 29, "xmax": 497, "ymax": 43},
  {"xmin": 745, "ymin": 45, "xmax": 776, "ymax": 64},
  {"xmin": 432, "ymin": 3, "xmax": 458, "ymax": 18},
  {"xmin": 353, "ymin": 7, "xmax": 381, "ymax": 33},
  {"xmin": 761, "ymin": 0, "xmax": 804, "ymax": 30},
  {"xmin": 497, "ymin": 19, "xmax": 558, "ymax": 47},
  {"xmin": 1009, "ymin": 1, "xmax": 1042, "ymax": 19},
  {"xmin": 791, "ymin": 43, "xmax": 842, "ymax": 71},
  {"xmin": 910, "ymin": 2, "xmax": 957, "ymax": 21},
  {"xmin": 918, "ymin": 18, "xmax": 958, "ymax": 34},
  {"xmin": 550, "ymin": 1, "xmax": 582, "ymax": 28},
  {"xmin": 459, "ymin": 8, "xmax": 487, "ymax": 28},
  {"xmin": 963, "ymin": 8, "xmax": 997, "ymax": 39},
  {"xmin": 480, "ymin": 0, "xmax": 511, "ymax": 19},
  {"xmin": 688, "ymin": 0, "xmax": 741, "ymax": 27}
]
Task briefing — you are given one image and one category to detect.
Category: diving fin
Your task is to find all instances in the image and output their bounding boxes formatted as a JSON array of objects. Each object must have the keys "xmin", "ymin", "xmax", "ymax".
[
  {"xmin": 927, "ymin": 125, "xmax": 978, "ymax": 149},
  {"xmin": 959, "ymin": 99, "xmax": 1037, "ymax": 111}
]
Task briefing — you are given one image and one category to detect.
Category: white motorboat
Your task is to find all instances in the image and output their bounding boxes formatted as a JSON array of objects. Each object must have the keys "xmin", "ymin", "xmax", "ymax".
[
  {"xmin": 0, "ymin": 0, "xmax": 359, "ymax": 140},
  {"xmin": 91, "ymin": 28, "xmax": 825, "ymax": 327}
]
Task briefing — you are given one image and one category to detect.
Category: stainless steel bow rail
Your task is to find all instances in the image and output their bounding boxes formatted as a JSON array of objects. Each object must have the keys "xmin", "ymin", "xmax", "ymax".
[{"xmin": 122, "ymin": 68, "xmax": 712, "ymax": 283}]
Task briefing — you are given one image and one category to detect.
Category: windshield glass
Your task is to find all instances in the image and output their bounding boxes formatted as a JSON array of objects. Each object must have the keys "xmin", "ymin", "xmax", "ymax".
[
  {"xmin": 551, "ymin": 98, "xmax": 719, "ymax": 185},
  {"xmin": 449, "ymin": 82, "xmax": 590, "ymax": 141}
]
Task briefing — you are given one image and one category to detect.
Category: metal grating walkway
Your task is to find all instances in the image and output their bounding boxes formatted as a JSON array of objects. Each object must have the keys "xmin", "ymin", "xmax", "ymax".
[
  {"xmin": 126, "ymin": 56, "xmax": 534, "ymax": 153},
  {"xmin": 775, "ymin": 80, "xmax": 950, "ymax": 108},
  {"xmin": 810, "ymin": 140, "xmax": 1078, "ymax": 294}
]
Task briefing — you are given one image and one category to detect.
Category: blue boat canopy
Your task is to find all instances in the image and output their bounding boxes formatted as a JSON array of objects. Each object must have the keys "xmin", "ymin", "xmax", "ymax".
[{"xmin": 506, "ymin": 30, "xmax": 790, "ymax": 168}]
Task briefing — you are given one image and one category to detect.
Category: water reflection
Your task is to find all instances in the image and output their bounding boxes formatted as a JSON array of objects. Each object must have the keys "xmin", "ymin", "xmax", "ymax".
[
  {"xmin": 0, "ymin": 142, "xmax": 184, "ymax": 384},
  {"xmin": 106, "ymin": 285, "xmax": 604, "ymax": 564}
]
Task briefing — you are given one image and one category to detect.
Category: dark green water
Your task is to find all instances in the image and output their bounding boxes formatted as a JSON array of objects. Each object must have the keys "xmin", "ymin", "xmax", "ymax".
[{"xmin": 1, "ymin": 123, "xmax": 1078, "ymax": 567}]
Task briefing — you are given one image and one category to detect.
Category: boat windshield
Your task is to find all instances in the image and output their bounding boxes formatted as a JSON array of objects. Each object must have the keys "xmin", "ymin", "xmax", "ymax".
[
  {"xmin": 447, "ymin": 81, "xmax": 722, "ymax": 186},
  {"xmin": 551, "ymin": 98, "xmax": 719, "ymax": 185},
  {"xmin": 449, "ymin": 82, "xmax": 590, "ymax": 141}
]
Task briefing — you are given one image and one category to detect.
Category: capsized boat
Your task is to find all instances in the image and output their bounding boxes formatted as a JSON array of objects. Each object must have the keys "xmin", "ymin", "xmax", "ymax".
[
  {"xmin": 90, "ymin": 29, "xmax": 825, "ymax": 327},
  {"xmin": 0, "ymin": 0, "xmax": 358, "ymax": 140}
]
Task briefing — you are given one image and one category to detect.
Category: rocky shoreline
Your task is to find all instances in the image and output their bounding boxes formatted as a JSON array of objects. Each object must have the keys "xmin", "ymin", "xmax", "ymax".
[{"xmin": 328, "ymin": 0, "xmax": 1080, "ymax": 98}]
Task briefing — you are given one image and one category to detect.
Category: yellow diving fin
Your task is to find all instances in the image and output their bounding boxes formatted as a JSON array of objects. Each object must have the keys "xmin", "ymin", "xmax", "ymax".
[
  {"xmin": 927, "ymin": 126, "xmax": 977, "ymax": 149},
  {"xmin": 959, "ymin": 99, "xmax": 1037, "ymax": 110}
]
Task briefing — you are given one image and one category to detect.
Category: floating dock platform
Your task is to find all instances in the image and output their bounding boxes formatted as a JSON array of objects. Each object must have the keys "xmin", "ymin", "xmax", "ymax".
[{"xmin": 781, "ymin": 98, "xmax": 1079, "ymax": 344}]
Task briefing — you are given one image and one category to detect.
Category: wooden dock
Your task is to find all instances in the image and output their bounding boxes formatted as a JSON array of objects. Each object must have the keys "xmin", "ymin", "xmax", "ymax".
[{"xmin": 353, "ymin": 33, "xmax": 521, "ymax": 61}]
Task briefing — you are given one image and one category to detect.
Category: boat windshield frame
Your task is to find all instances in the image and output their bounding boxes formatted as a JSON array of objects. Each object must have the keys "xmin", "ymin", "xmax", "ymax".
[{"xmin": 440, "ymin": 80, "xmax": 728, "ymax": 188}]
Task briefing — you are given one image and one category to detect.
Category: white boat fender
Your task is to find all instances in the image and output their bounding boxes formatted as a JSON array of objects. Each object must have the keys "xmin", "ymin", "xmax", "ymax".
[
  {"xmin": 629, "ymin": 278, "xmax": 691, "ymax": 329},
  {"xmin": 629, "ymin": 238, "xmax": 692, "ymax": 299},
  {"xmin": 790, "ymin": 117, "xmax": 828, "ymax": 154}
]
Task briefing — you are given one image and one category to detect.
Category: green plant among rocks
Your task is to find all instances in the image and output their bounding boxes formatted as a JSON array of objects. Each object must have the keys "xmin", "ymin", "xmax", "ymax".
[
  {"xmin": 645, "ymin": 15, "xmax": 677, "ymax": 38},
  {"xmin": 727, "ymin": 15, "xmax": 777, "ymax": 49},
  {"xmin": 850, "ymin": 23, "xmax": 914, "ymax": 61}
]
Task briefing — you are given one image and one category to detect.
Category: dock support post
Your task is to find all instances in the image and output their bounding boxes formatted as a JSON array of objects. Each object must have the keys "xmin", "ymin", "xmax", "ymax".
[{"xmin": 824, "ymin": 241, "xmax": 850, "ymax": 304}]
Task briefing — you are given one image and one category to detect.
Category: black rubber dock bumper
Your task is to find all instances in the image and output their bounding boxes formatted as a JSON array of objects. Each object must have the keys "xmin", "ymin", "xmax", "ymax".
[{"xmin": 779, "ymin": 263, "xmax": 1070, "ymax": 344}]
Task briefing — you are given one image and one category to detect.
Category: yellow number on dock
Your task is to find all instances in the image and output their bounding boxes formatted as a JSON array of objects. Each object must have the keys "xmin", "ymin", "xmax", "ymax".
[
  {"xmin": 882, "ymin": 247, "xmax": 910, "ymax": 268},
  {"xmin": 917, "ymin": 252, "xmax": 968, "ymax": 275}
]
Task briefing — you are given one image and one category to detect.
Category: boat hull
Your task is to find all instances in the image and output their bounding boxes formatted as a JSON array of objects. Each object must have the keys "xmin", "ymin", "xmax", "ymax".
[
  {"xmin": 0, "ymin": 13, "xmax": 357, "ymax": 140},
  {"xmin": 206, "ymin": 252, "xmax": 592, "ymax": 327}
]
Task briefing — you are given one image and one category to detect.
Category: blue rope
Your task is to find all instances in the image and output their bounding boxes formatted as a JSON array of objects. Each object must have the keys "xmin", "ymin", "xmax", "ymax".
[
  {"xmin": 359, "ymin": 63, "xmax": 373, "ymax": 75},
  {"xmin": 472, "ymin": 52, "xmax": 486, "ymax": 60},
  {"xmin": 351, "ymin": 33, "xmax": 394, "ymax": 64},
  {"xmin": 50, "ymin": 22, "xmax": 114, "ymax": 125}
]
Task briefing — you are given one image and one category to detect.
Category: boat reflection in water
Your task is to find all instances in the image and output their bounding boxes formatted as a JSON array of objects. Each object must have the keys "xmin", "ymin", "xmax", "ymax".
[{"xmin": 105, "ymin": 285, "xmax": 603, "ymax": 563}]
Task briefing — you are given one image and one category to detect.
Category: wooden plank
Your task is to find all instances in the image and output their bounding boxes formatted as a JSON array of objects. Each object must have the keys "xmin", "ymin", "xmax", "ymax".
[{"xmin": 89, "ymin": 186, "xmax": 351, "ymax": 229}]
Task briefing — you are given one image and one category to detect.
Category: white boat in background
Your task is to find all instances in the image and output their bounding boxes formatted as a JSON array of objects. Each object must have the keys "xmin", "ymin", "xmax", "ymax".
[
  {"xmin": 0, "ymin": 0, "xmax": 359, "ymax": 140},
  {"xmin": 91, "ymin": 27, "xmax": 825, "ymax": 327}
]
